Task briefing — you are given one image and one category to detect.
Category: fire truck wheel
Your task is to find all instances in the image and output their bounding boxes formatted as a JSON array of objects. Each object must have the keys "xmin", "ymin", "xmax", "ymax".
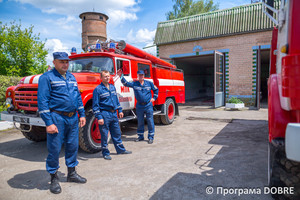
[
  {"xmin": 153, "ymin": 115, "xmax": 162, "ymax": 125},
  {"xmin": 21, "ymin": 125, "xmax": 47, "ymax": 142},
  {"xmin": 269, "ymin": 142, "xmax": 300, "ymax": 199},
  {"xmin": 278, "ymin": 153, "xmax": 300, "ymax": 199},
  {"xmin": 79, "ymin": 109, "xmax": 103, "ymax": 153},
  {"xmin": 268, "ymin": 143, "xmax": 284, "ymax": 187},
  {"xmin": 161, "ymin": 98, "xmax": 175, "ymax": 125}
]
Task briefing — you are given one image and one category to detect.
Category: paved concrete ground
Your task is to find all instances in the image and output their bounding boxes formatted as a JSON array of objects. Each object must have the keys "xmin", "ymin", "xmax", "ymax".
[{"xmin": 0, "ymin": 106, "xmax": 272, "ymax": 200}]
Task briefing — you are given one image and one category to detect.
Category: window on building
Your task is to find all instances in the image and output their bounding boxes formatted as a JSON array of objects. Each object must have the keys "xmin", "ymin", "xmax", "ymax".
[
  {"xmin": 137, "ymin": 63, "xmax": 151, "ymax": 78},
  {"xmin": 100, "ymin": 16, "xmax": 103, "ymax": 21}
]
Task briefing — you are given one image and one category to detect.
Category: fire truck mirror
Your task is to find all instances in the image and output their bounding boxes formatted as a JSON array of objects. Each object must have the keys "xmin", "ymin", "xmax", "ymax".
[{"xmin": 123, "ymin": 61, "xmax": 130, "ymax": 75}]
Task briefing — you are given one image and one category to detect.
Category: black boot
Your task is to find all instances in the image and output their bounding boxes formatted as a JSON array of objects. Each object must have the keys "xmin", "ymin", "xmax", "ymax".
[
  {"xmin": 50, "ymin": 172, "xmax": 61, "ymax": 194},
  {"xmin": 67, "ymin": 167, "xmax": 87, "ymax": 183}
]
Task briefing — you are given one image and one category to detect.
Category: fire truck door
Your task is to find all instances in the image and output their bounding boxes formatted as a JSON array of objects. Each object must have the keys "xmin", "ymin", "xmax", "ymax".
[
  {"xmin": 214, "ymin": 51, "xmax": 225, "ymax": 108},
  {"xmin": 114, "ymin": 58, "xmax": 135, "ymax": 110}
]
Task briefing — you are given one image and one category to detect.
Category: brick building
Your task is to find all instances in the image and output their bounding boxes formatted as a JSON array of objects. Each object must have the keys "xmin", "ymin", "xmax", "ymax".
[{"xmin": 154, "ymin": 2, "xmax": 279, "ymax": 108}]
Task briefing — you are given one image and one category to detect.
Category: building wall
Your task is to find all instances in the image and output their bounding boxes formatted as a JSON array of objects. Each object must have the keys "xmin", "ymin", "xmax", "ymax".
[{"xmin": 158, "ymin": 31, "xmax": 272, "ymax": 105}]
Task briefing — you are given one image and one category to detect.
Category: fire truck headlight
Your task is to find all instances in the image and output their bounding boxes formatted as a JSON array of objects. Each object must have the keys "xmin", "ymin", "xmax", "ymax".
[
  {"xmin": 7, "ymin": 91, "xmax": 11, "ymax": 97},
  {"xmin": 5, "ymin": 98, "xmax": 14, "ymax": 111}
]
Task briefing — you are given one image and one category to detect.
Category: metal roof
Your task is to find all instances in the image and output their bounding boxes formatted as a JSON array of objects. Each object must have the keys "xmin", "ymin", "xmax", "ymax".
[{"xmin": 154, "ymin": 2, "xmax": 279, "ymax": 45}]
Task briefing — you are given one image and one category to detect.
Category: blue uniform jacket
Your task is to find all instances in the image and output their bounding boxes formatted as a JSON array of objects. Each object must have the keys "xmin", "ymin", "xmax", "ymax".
[
  {"xmin": 37, "ymin": 68, "xmax": 85, "ymax": 126},
  {"xmin": 121, "ymin": 76, "xmax": 159, "ymax": 104},
  {"xmin": 92, "ymin": 83, "xmax": 122, "ymax": 120}
]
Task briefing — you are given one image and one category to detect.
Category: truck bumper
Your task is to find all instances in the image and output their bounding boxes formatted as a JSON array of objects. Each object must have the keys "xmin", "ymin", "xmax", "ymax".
[
  {"xmin": 0, "ymin": 111, "xmax": 45, "ymax": 127},
  {"xmin": 286, "ymin": 123, "xmax": 300, "ymax": 162}
]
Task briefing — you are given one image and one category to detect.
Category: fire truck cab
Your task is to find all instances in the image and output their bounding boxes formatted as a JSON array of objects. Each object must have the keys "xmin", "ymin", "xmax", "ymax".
[
  {"xmin": 263, "ymin": 0, "xmax": 300, "ymax": 198},
  {"xmin": 1, "ymin": 40, "xmax": 185, "ymax": 153}
]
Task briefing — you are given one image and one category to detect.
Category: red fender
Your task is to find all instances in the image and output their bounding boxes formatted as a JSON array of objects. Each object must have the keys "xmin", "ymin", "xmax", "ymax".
[{"xmin": 268, "ymin": 74, "xmax": 290, "ymax": 142}]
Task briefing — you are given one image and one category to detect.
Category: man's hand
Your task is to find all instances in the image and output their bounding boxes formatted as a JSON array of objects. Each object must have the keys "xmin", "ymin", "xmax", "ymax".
[
  {"xmin": 119, "ymin": 112, "xmax": 124, "ymax": 118},
  {"xmin": 117, "ymin": 69, "xmax": 123, "ymax": 77},
  {"xmin": 79, "ymin": 117, "xmax": 86, "ymax": 127},
  {"xmin": 150, "ymin": 98, "xmax": 155, "ymax": 103},
  {"xmin": 98, "ymin": 119, "xmax": 104, "ymax": 125},
  {"xmin": 46, "ymin": 124, "xmax": 58, "ymax": 134}
]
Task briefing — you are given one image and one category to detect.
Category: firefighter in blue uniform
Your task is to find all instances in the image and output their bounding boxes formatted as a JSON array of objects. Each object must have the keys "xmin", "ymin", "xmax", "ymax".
[
  {"xmin": 38, "ymin": 52, "xmax": 87, "ymax": 194},
  {"xmin": 118, "ymin": 70, "xmax": 159, "ymax": 144},
  {"xmin": 93, "ymin": 70, "xmax": 132, "ymax": 160}
]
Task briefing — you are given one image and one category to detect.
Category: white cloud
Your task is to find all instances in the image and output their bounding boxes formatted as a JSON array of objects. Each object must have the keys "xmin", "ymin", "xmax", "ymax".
[
  {"xmin": 15, "ymin": 0, "xmax": 140, "ymax": 26},
  {"xmin": 48, "ymin": 15, "xmax": 81, "ymax": 30},
  {"xmin": 136, "ymin": 28, "xmax": 156, "ymax": 43},
  {"xmin": 126, "ymin": 29, "xmax": 135, "ymax": 41},
  {"xmin": 127, "ymin": 28, "xmax": 156, "ymax": 45},
  {"xmin": 107, "ymin": 10, "xmax": 138, "ymax": 26},
  {"xmin": 45, "ymin": 39, "xmax": 69, "ymax": 65}
]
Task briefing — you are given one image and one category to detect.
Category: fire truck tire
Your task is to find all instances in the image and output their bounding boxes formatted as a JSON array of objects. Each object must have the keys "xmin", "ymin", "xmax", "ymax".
[
  {"xmin": 79, "ymin": 109, "xmax": 102, "ymax": 153},
  {"xmin": 269, "ymin": 143, "xmax": 284, "ymax": 187},
  {"xmin": 279, "ymin": 155, "xmax": 300, "ymax": 199},
  {"xmin": 154, "ymin": 115, "xmax": 161, "ymax": 125},
  {"xmin": 269, "ymin": 143, "xmax": 300, "ymax": 199},
  {"xmin": 161, "ymin": 98, "xmax": 175, "ymax": 125},
  {"xmin": 21, "ymin": 125, "xmax": 47, "ymax": 142}
]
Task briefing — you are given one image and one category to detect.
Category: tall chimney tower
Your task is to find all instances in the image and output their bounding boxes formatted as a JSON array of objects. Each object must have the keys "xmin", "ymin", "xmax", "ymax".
[{"xmin": 79, "ymin": 12, "xmax": 109, "ymax": 50}]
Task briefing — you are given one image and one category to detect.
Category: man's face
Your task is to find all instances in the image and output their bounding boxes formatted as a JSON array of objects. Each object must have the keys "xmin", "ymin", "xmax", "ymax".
[
  {"xmin": 53, "ymin": 59, "xmax": 69, "ymax": 74},
  {"xmin": 101, "ymin": 72, "xmax": 110, "ymax": 84},
  {"xmin": 138, "ymin": 74, "xmax": 144, "ymax": 81}
]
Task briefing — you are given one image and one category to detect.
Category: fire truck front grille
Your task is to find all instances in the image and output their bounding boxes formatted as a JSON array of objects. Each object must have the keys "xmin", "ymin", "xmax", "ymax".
[{"xmin": 15, "ymin": 87, "xmax": 38, "ymax": 111}]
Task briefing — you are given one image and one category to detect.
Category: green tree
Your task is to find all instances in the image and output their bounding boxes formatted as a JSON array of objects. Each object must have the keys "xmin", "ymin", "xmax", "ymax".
[
  {"xmin": 0, "ymin": 20, "xmax": 48, "ymax": 77},
  {"xmin": 166, "ymin": 0, "xmax": 219, "ymax": 20}
]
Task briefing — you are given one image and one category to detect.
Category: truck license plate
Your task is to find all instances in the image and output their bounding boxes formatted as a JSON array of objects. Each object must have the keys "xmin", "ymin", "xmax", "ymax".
[{"xmin": 13, "ymin": 116, "xmax": 29, "ymax": 124}]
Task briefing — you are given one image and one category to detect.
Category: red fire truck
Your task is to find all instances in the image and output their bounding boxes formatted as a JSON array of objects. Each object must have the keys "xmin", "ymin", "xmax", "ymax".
[
  {"xmin": 263, "ymin": 0, "xmax": 300, "ymax": 198},
  {"xmin": 1, "ymin": 40, "xmax": 185, "ymax": 153}
]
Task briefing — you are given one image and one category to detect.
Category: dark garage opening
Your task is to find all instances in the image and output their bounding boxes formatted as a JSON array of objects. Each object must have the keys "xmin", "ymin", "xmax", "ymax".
[
  {"xmin": 259, "ymin": 49, "xmax": 270, "ymax": 108},
  {"xmin": 174, "ymin": 54, "xmax": 214, "ymax": 106}
]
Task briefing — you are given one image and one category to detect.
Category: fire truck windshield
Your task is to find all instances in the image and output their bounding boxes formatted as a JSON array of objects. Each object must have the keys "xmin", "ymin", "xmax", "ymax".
[{"xmin": 69, "ymin": 57, "xmax": 114, "ymax": 74}]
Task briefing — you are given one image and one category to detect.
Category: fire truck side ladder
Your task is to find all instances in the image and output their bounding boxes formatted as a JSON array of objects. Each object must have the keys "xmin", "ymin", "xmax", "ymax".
[{"xmin": 262, "ymin": 0, "xmax": 279, "ymax": 25}]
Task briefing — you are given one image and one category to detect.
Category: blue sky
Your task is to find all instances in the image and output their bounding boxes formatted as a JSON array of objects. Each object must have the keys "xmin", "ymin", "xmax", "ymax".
[{"xmin": 0, "ymin": 0, "xmax": 250, "ymax": 65}]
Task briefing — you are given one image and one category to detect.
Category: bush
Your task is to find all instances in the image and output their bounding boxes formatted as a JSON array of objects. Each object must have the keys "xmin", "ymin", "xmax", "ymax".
[
  {"xmin": 228, "ymin": 97, "xmax": 244, "ymax": 104},
  {"xmin": 0, "ymin": 75, "xmax": 20, "ymax": 112}
]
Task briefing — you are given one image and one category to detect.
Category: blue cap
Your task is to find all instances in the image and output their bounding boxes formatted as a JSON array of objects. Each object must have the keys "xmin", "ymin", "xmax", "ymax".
[
  {"xmin": 53, "ymin": 52, "xmax": 71, "ymax": 60},
  {"xmin": 137, "ymin": 70, "xmax": 145, "ymax": 75}
]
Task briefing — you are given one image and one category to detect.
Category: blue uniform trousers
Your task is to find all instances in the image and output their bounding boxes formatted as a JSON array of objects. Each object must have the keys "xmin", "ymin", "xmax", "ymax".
[
  {"xmin": 136, "ymin": 104, "xmax": 155, "ymax": 140},
  {"xmin": 98, "ymin": 110, "xmax": 126, "ymax": 156},
  {"xmin": 46, "ymin": 112, "xmax": 79, "ymax": 174}
]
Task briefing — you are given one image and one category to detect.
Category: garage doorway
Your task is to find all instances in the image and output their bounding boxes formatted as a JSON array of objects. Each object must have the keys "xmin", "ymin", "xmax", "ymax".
[
  {"xmin": 174, "ymin": 51, "xmax": 225, "ymax": 108},
  {"xmin": 256, "ymin": 47, "xmax": 270, "ymax": 109}
]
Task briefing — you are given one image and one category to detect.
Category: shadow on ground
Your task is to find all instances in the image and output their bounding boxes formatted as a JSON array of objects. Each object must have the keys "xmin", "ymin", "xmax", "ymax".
[
  {"xmin": 0, "ymin": 121, "xmax": 143, "ymax": 162},
  {"xmin": 150, "ymin": 119, "xmax": 272, "ymax": 200},
  {"xmin": 7, "ymin": 170, "xmax": 52, "ymax": 191}
]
